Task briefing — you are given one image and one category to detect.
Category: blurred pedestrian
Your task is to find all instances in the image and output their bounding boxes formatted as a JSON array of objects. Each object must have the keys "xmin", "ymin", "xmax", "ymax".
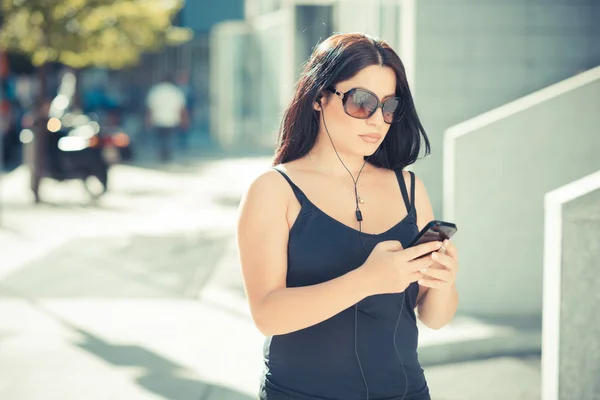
[
  {"xmin": 145, "ymin": 74, "xmax": 188, "ymax": 161},
  {"xmin": 176, "ymin": 70, "xmax": 195, "ymax": 152},
  {"xmin": 30, "ymin": 99, "xmax": 52, "ymax": 203},
  {"xmin": 237, "ymin": 33, "xmax": 460, "ymax": 400}
]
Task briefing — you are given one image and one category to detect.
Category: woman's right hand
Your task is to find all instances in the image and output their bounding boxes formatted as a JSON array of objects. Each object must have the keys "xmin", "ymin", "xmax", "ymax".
[{"xmin": 359, "ymin": 240, "xmax": 443, "ymax": 296}]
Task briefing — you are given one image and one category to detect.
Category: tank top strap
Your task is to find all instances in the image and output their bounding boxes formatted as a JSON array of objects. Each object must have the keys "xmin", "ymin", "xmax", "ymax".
[
  {"xmin": 409, "ymin": 171, "xmax": 417, "ymax": 221},
  {"xmin": 272, "ymin": 167, "xmax": 308, "ymax": 205},
  {"xmin": 395, "ymin": 169, "xmax": 412, "ymax": 214}
]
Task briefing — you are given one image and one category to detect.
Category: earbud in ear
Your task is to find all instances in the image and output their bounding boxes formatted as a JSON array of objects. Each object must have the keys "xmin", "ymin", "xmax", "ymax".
[
  {"xmin": 313, "ymin": 95, "xmax": 323, "ymax": 111},
  {"xmin": 316, "ymin": 93, "xmax": 323, "ymax": 106}
]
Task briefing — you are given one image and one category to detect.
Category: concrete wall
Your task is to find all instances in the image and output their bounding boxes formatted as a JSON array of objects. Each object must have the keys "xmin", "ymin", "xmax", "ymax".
[
  {"xmin": 413, "ymin": 0, "xmax": 600, "ymax": 218},
  {"xmin": 294, "ymin": 5, "xmax": 334, "ymax": 81},
  {"xmin": 444, "ymin": 66, "xmax": 600, "ymax": 316},
  {"xmin": 210, "ymin": 8, "xmax": 294, "ymax": 148},
  {"xmin": 541, "ymin": 171, "xmax": 600, "ymax": 400},
  {"xmin": 251, "ymin": 8, "xmax": 295, "ymax": 147},
  {"xmin": 209, "ymin": 22, "xmax": 255, "ymax": 147}
]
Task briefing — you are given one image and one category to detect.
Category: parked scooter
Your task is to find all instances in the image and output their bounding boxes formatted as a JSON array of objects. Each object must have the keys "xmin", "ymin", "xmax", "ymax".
[{"xmin": 22, "ymin": 107, "xmax": 131, "ymax": 203}]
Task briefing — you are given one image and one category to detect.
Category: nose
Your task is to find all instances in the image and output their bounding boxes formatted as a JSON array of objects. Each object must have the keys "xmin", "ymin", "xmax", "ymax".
[{"xmin": 366, "ymin": 104, "xmax": 386, "ymax": 126}]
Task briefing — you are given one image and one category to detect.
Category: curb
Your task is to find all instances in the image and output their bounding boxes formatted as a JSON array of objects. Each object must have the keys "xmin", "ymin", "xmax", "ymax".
[{"xmin": 419, "ymin": 329, "xmax": 541, "ymax": 367}]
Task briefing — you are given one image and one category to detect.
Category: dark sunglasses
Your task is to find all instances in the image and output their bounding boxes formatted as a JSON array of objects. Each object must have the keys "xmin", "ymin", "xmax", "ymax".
[{"xmin": 327, "ymin": 87, "xmax": 406, "ymax": 124}]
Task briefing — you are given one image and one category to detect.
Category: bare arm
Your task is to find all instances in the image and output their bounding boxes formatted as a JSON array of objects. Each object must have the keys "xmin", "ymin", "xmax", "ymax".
[
  {"xmin": 236, "ymin": 170, "xmax": 370, "ymax": 336},
  {"xmin": 411, "ymin": 172, "xmax": 459, "ymax": 330}
]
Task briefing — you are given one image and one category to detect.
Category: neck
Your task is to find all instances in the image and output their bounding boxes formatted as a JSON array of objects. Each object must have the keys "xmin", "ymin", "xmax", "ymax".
[{"xmin": 308, "ymin": 136, "xmax": 369, "ymax": 181}]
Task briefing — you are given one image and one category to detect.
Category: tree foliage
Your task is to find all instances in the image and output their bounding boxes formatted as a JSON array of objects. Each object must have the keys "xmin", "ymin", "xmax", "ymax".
[{"xmin": 0, "ymin": 0, "xmax": 193, "ymax": 69}]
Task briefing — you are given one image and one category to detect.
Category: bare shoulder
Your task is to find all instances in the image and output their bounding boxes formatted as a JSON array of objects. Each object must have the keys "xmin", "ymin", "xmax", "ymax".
[
  {"xmin": 244, "ymin": 167, "xmax": 290, "ymax": 197},
  {"xmin": 238, "ymin": 166, "xmax": 294, "ymax": 217}
]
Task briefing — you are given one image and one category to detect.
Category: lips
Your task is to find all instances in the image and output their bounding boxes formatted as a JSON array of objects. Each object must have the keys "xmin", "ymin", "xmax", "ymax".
[{"xmin": 359, "ymin": 133, "xmax": 382, "ymax": 143}]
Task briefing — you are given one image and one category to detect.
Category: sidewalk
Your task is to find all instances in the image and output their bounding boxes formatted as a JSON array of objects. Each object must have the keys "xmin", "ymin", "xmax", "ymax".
[{"xmin": 0, "ymin": 155, "xmax": 270, "ymax": 400}]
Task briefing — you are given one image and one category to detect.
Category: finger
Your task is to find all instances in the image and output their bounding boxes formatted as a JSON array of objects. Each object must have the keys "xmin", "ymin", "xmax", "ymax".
[
  {"xmin": 419, "ymin": 267, "xmax": 453, "ymax": 282},
  {"xmin": 406, "ymin": 271, "xmax": 424, "ymax": 284},
  {"xmin": 402, "ymin": 241, "xmax": 443, "ymax": 261},
  {"xmin": 378, "ymin": 240, "xmax": 403, "ymax": 252},
  {"xmin": 407, "ymin": 256, "xmax": 436, "ymax": 272},
  {"xmin": 418, "ymin": 277, "xmax": 446, "ymax": 289},
  {"xmin": 431, "ymin": 252, "xmax": 456, "ymax": 272},
  {"xmin": 442, "ymin": 239, "xmax": 458, "ymax": 259}
]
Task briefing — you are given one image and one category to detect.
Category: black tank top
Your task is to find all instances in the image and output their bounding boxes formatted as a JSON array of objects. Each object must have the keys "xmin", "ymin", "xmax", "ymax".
[{"xmin": 260, "ymin": 167, "xmax": 430, "ymax": 400}]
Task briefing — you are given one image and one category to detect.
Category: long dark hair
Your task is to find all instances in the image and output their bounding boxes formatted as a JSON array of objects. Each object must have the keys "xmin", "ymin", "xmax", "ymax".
[{"xmin": 272, "ymin": 33, "xmax": 430, "ymax": 170}]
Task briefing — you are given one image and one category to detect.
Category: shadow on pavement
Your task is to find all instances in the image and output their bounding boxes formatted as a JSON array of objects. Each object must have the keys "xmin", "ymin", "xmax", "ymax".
[
  {"xmin": 115, "ymin": 187, "xmax": 175, "ymax": 197},
  {"xmin": 2, "ymin": 199, "xmax": 131, "ymax": 212},
  {"xmin": 0, "ymin": 222, "xmax": 25, "ymax": 236},
  {"xmin": 1, "ymin": 284, "xmax": 254, "ymax": 400},
  {"xmin": 76, "ymin": 328, "xmax": 254, "ymax": 400},
  {"xmin": 0, "ymin": 232, "xmax": 231, "ymax": 298},
  {"xmin": 215, "ymin": 194, "xmax": 242, "ymax": 209}
]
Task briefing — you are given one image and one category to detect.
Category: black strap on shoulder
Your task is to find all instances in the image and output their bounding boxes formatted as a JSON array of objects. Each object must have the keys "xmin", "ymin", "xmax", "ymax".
[
  {"xmin": 272, "ymin": 167, "xmax": 306, "ymax": 204},
  {"xmin": 409, "ymin": 171, "xmax": 416, "ymax": 207},
  {"xmin": 409, "ymin": 171, "xmax": 417, "ymax": 220},
  {"xmin": 396, "ymin": 169, "xmax": 411, "ymax": 214}
]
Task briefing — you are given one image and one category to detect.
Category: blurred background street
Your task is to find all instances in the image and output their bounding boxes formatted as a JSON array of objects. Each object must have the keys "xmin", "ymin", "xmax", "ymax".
[{"xmin": 1, "ymin": 0, "xmax": 598, "ymax": 399}]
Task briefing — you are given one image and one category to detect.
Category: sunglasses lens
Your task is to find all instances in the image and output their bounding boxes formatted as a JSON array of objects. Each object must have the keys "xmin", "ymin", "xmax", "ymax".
[
  {"xmin": 343, "ymin": 89, "xmax": 405, "ymax": 123},
  {"xmin": 382, "ymin": 97, "xmax": 405, "ymax": 123},
  {"xmin": 346, "ymin": 89, "xmax": 378, "ymax": 119}
]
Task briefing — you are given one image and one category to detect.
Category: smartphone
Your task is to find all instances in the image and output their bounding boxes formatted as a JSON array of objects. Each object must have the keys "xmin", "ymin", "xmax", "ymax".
[{"xmin": 407, "ymin": 220, "xmax": 458, "ymax": 248}]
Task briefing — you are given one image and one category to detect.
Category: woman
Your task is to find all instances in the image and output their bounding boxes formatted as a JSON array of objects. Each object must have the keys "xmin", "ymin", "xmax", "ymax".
[{"xmin": 237, "ymin": 33, "xmax": 459, "ymax": 400}]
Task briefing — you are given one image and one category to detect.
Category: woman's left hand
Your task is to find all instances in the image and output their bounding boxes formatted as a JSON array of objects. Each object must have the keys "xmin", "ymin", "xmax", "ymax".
[{"xmin": 418, "ymin": 239, "xmax": 458, "ymax": 290}]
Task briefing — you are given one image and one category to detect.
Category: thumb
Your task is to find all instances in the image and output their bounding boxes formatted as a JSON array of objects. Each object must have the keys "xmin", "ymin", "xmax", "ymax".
[{"xmin": 376, "ymin": 240, "xmax": 403, "ymax": 252}]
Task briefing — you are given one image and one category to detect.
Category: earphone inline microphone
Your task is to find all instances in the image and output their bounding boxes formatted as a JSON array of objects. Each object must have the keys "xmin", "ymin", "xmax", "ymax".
[{"xmin": 317, "ymin": 96, "xmax": 409, "ymax": 400}]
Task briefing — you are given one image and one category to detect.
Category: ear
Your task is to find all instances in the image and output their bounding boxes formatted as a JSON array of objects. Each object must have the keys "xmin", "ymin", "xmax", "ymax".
[{"xmin": 313, "ymin": 94, "xmax": 324, "ymax": 111}]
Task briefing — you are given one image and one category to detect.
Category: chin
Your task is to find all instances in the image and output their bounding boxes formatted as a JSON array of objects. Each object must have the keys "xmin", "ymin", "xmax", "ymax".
[
  {"xmin": 352, "ymin": 145, "xmax": 380, "ymax": 158},
  {"xmin": 364, "ymin": 148, "xmax": 379, "ymax": 157},
  {"xmin": 359, "ymin": 141, "xmax": 383, "ymax": 154}
]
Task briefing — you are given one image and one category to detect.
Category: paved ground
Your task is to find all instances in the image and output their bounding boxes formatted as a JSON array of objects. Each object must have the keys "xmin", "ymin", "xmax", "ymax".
[{"xmin": 0, "ymin": 148, "xmax": 542, "ymax": 400}]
